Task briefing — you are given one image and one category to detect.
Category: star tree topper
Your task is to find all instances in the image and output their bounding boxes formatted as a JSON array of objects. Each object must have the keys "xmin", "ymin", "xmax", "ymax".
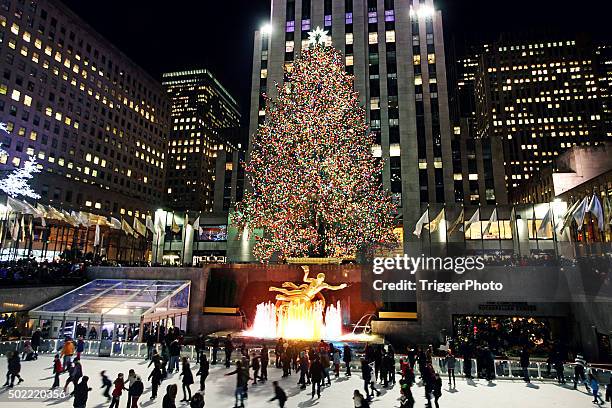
[{"xmin": 308, "ymin": 26, "xmax": 329, "ymax": 47}]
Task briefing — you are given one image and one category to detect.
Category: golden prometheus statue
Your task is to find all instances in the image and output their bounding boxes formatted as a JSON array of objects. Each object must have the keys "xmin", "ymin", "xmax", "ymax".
[{"xmin": 269, "ymin": 265, "xmax": 347, "ymax": 311}]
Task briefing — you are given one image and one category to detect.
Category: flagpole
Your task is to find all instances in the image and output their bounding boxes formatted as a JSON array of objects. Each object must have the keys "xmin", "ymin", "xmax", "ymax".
[
  {"xmin": 514, "ymin": 206, "xmax": 521, "ymax": 258},
  {"xmin": 496, "ymin": 205, "xmax": 502, "ymax": 252},
  {"xmin": 426, "ymin": 204, "xmax": 432, "ymax": 257},
  {"xmin": 444, "ymin": 204, "xmax": 449, "ymax": 257},
  {"xmin": 479, "ymin": 204, "xmax": 484, "ymax": 256},
  {"xmin": 550, "ymin": 201, "xmax": 559, "ymax": 258},
  {"xmin": 533, "ymin": 203, "xmax": 539, "ymax": 252}
]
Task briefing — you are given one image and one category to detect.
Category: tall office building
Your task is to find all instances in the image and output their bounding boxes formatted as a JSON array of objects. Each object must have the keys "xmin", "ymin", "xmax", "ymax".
[
  {"xmin": 0, "ymin": 0, "xmax": 168, "ymax": 220},
  {"xmin": 162, "ymin": 69, "xmax": 242, "ymax": 213},
  {"xmin": 474, "ymin": 36, "xmax": 607, "ymax": 200},
  {"xmin": 249, "ymin": 0, "xmax": 454, "ymax": 248}
]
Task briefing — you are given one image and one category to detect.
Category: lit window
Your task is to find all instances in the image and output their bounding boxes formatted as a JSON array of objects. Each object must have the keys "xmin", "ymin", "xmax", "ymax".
[
  {"xmin": 385, "ymin": 30, "xmax": 396, "ymax": 43},
  {"xmin": 12, "ymin": 157, "xmax": 21, "ymax": 166},
  {"xmin": 345, "ymin": 33, "xmax": 353, "ymax": 45},
  {"xmin": 346, "ymin": 55, "xmax": 354, "ymax": 66},
  {"xmin": 413, "ymin": 55, "xmax": 421, "ymax": 65},
  {"xmin": 368, "ymin": 32, "xmax": 378, "ymax": 44},
  {"xmin": 11, "ymin": 89, "xmax": 20, "ymax": 101},
  {"xmin": 85, "ymin": 201, "xmax": 92, "ymax": 207},
  {"xmin": 10, "ymin": 22, "xmax": 19, "ymax": 35}
]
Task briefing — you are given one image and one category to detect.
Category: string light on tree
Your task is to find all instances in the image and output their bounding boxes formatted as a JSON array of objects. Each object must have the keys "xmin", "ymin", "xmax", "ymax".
[
  {"xmin": 0, "ymin": 156, "xmax": 41, "ymax": 199},
  {"xmin": 233, "ymin": 41, "xmax": 398, "ymax": 261}
]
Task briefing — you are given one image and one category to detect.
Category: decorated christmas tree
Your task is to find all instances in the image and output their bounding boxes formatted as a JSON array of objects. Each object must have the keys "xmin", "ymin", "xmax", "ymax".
[{"xmin": 234, "ymin": 28, "xmax": 398, "ymax": 261}]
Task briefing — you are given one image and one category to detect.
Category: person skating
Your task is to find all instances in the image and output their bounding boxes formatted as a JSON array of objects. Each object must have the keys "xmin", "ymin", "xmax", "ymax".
[
  {"xmin": 64, "ymin": 358, "xmax": 82, "ymax": 393},
  {"xmin": 168, "ymin": 339, "xmax": 181, "ymax": 374},
  {"xmin": 60, "ymin": 337, "xmax": 75, "ymax": 372},
  {"xmin": 321, "ymin": 351, "xmax": 331, "ymax": 386},
  {"xmin": 422, "ymin": 363, "xmax": 436, "ymax": 408},
  {"xmin": 108, "ymin": 373, "xmax": 127, "ymax": 408},
  {"xmin": 145, "ymin": 331, "xmax": 156, "ymax": 361},
  {"xmin": 124, "ymin": 369, "xmax": 137, "ymax": 408},
  {"xmin": 128, "ymin": 376, "xmax": 143, "ymax": 408},
  {"xmin": 373, "ymin": 345, "xmax": 383, "ymax": 382},
  {"xmin": 360, "ymin": 358, "xmax": 380, "ymax": 400},
  {"xmin": 189, "ymin": 392, "xmax": 204, "ymax": 408},
  {"xmin": 520, "ymin": 346, "xmax": 530, "ymax": 383},
  {"xmin": 211, "ymin": 336, "xmax": 220, "ymax": 365},
  {"xmin": 179, "ymin": 357, "xmax": 194, "ymax": 402},
  {"xmin": 275, "ymin": 338, "xmax": 283, "ymax": 368},
  {"xmin": 250, "ymin": 353, "xmax": 261, "ymax": 384},
  {"xmin": 6, "ymin": 350, "xmax": 23, "ymax": 387},
  {"xmin": 148, "ymin": 364, "xmax": 163, "ymax": 400},
  {"xmin": 333, "ymin": 347, "xmax": 341, "ymax": 378},
  {"xmin": 352, "ymin": 389, "xmax": 370, "ymax": 408},
  {"xmin": 100, "ymin": 370, "xmax": 112, "ymax": 402},
  {"xmin": 224, "ymin": 334, "xmax": 234, "ymax": 368},
  {"xmin": 72, "ymin": 376, "xmax": 92, "ymax": 408},
  {"xmin": 31, "ymin": 327, "xmax": 41, "ymax": 358},
  {"xmin": 573, "ymin": 353, "xmax": 590, "ymax": 391},
  {"xmin": 433, "ymin": 372, "xmax": 443, "ymax": 408},
  {"xmin": 196, "ymin": 353, "xmax": 209, "ymax": 392},
  {"xmin": 195, "ymin": 333, "xmax": 205, "ymax": 364},
  {"xmin": 343, "ymin": 344, "xmax": 352, "ymax": 376},
  {"xmin": 51, "ymin": 354, "xmax": 62, "ymax": 389},
  {"xmin": 225, "ymin": 360, "xmax": 250, "ymax": 408},
  {"xmin": 76, "ymin": 336, "xmax": 85, "ymax": 359},
  {"xmin": 261, "ymin": 345, "xmax": 269, "ymax": 381},
  {"xmin": 446, "ymin": 351, "xmax": 456, "ymax": 388},
  {"xmin": 591, "ymin": 374, "xmax": 605, "ymax": 405},
  {"xmin": 269, "ymin": 381, "xmax": 288, "ymax": 408},
  {"xmin": 298, "ymin": 352, "xmax": 309, "ymax": 389},
  {"xmin": 162, "ymin": 383, "xmax": 177, "ymax": 408},
  {"xmin": 310, "ymin": 355, "xmax": 323, "ymax": 399}
]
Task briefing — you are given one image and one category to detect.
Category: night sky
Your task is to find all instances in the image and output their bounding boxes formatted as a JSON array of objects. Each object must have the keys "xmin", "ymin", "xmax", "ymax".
[{"xmin": 62, "ymin": 0, "xmax": 612, "ymax": 120}]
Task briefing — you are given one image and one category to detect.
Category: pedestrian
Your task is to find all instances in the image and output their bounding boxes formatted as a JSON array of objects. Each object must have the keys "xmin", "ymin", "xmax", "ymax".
[
  {"xmin": 343, "ymin": 344, "xmax": 352, "ymax": 376},
  {"xmin": 422, "ymin": 363, "xmax": 436, "ymax": 408},
  {"xmin": 605, "ymin": 378, "xmax": 612, "ymax": 406},
  {"xmin": 72, "ymin": 376, "xmax": 92, "ymax": 408},
  {"xmin": 374, "ymin": 345, "xmax": 383, "ymax": 382},
  {"xmin": 179, "ymin": 357, "xmax": 194, "ymax": 402},
  {"xmin": 108, "ymin": 373, "xmax": 127, "ymax": 408},
  {"xmin": 51, "ymin": 354, "xmax": 62, "ymax": 389},
  {"xmin": 269, "ymin": 380, "xmax": 288, "ymax": 407},
  {"xmin": 195, "ymin": 334, "xmax": 205, "ymax": 364},
  {"xmin": 554, "ymin": 354, "xmax": 565, "ymax": 384},
  {"xmin": 60, "ymin": 337, "xmax": 75, "ymax": 372},
  {"xmin": 275, "ymin": 338, "xmax": 283, "ymax": 368},
  {"xmin": 433, "ymin": 372, "xmax": 442, "ymax": 408},
  {"xmin": 353, "ymin": 389, "xmax": 370, "ymax": 408},
  {"xmin": 189, "ymin": 392, "xmax": 204, "ymax": 408},
  {"xmin": 591, "ymin": 374, "xmax": 605, "ymax": 405},
  {"xmin": 224, "ymin": 335, "xmax": 234, "ymax": 368},
  {"xmin": 261, "ymin": 345, "xmax": 269, "ymax": 381},
  {"xmin": 31, "ymin": 327, "xmax": 41, "ymax": 358},
  {"xmin": 520, "ymin": 346, "xmax": 530, "ymax": 383},
  {"xmin": 162, "ymin": 383, "xmax": 177, "ymax": 408},
  {"xmin": 148, "ymin": 364, "xmax": 163, "ymax": 400},
  {"xmin": 310, "ymin": 355, "xmax": 323, "ymax": 399},
  {"xmin": 161, "ymin": 343, "xmax": 169, "ymax": 378},
  {"xmin": 128, "ymin": 376, "xmax": 143, "ymax": 408},
  {"xmin": 124, "ymin": 369, "xmax": 137, "ymax": 408},
  {"xmin": 446, "ymin": 351, "xmax": 456, "ymax": 388},
  {"xmin": 196, "ymin": 353, "xmax": 209, "ymax": 392},
  {"xmin": 21, "ymin": 340, "xmax": 35, "ymax": 361},
  {"xmin": 573, "ymin": 353, "xmax": 589, "ymax": 391},
  {"xmin": 321, "ymin": 351, "xmax": 331, "ymax": 386},
  {"xmin": 100, "ymin": 370, "xmax": 112, "ymax": 402}
]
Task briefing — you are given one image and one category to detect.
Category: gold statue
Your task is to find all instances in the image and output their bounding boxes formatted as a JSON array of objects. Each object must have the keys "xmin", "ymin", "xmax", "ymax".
[{"xmin": 269, "ymin": 266, "xmax": 347, "ymax": 310}]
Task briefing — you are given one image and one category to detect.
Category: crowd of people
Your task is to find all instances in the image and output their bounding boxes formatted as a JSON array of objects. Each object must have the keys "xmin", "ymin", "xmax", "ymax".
[
  {"xmin": 0, "ymin": 259, "xmax": 88, "ymax": 286},
  {"xmin": 2, "ymin": 329, "xmax": 612, "ymax": 407}
]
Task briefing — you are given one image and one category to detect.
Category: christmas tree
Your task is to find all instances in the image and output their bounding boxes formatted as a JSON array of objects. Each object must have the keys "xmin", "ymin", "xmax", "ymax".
[
  {"xmin": 234, "ymin": 29, "xmax": 398, "ymax": 261},
  {"xmin": 0, "ymin": 156, "xmax": 41, "ymax": 199}
]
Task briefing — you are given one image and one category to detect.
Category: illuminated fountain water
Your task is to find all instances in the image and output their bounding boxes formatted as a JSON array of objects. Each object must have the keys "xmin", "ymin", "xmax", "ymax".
[{"xmin": 245, "ymin": 299, "xmax": 343, "ymax": 340}]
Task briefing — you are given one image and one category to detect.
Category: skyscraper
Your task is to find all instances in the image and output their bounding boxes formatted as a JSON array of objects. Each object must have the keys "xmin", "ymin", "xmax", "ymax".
[
  {"xmin": 162, "ymin": 69, "xmax": 242, "ymax": 212},
  {"xmin": 0, "ymin": 0, "xmax": 168, "ymax": 220},
  {"xmin": 249, "ymin": 0, "xmax": 454, "ymax": 249},
  {"xmin": 474, "ymin": 36, "xmax": 607, "ymax": 200}
]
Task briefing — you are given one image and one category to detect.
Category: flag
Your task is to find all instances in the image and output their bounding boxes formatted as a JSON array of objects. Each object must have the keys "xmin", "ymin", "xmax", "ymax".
[
  {"xmin": 94, "ymin": 224, "xmax": 101, "ymax": 246},
  {"xmin": 36, "ymin": 204, "xmax": 47, "ymax": 227},
  {"xmin": 604, "ymin": 196, "xmax": 612, "ymax": 227},
  {"xmin": 537, "ymin": 207, "xmax": 553, "ymax": 236},
  {"xmin": 109, "ymin": 217, "xmax": 122, "ymax": 230},
  {"xmin": 425, "ymin": 209, "xmax": 445, "ymax": 233},
  {"xmin": 587, "ymin": 195, "xmax": 604, "ymax": 231},
  {"xmin": 133, "ymin": 217, "xmax": 146, "ymax": 236},
  {"xmin": 62, "ymin": 210, "xmax": 78, "ymax": 226},
  {"xmin": 462, "ymin": 208, "xmax": 480, "ymax": 232},
  {"xmin": 447, "ymin": 208, "xmax": 464, "ymax": 235},
  {"xmin": 559, "ymin": 199, "xmax": 581, "ymax": 233},
  {"xmin": 145, "ymin": 215, "xmax": 155, "ymax": 233},
  {"xmin": 192, "ymin": 216, "xmax": 200, "ymax": 230},
  {"xmin": 483, "ymin": 208, "xmax": 498, "ymax": 236},
  {"xmin": 171, "ymin": 213, "xmax": 180, "ymax": 234},
  {"xmin": 413, "ymin": 209, "xmax": 429, "ymax": 237},
  {"xmin": 121, "ymin": 218, "xmax": 136, "ymax": 236},
  {"xmin": 20, "ymin": 215, "xmax": 25, "ymax": 242},
  {"xmin": 572, "ymin": 196, "xmax": 590, "ymax": 231},
  {"xmin": 10, "ymin": 216, "xmax": 19, "ymax": 241}
]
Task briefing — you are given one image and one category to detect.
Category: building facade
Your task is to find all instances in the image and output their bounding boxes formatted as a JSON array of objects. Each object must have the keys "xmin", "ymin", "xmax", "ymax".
[
  {"xmin": 162, "ymin": 69, "xmax": 242, "ymax": 213},
  {"xmin": 474, "ymin": 36, "xmax": 608, "ymax": 199},
  {"xmin": 0, "ymin": 0, "xmax": 168, "ymax": 220},
  {"xmin": 249, "ymin": 0, "xmax": 455, "ymax": 250}
]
